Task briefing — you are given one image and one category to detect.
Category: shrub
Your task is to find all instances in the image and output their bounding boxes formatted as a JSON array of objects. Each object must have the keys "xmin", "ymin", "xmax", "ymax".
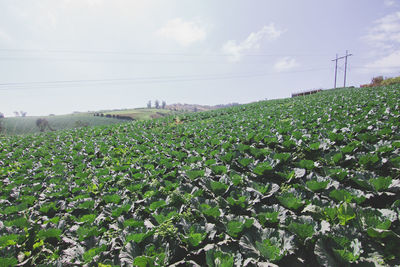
[
  {"xmin": 371, "ymin": 76, "xmax": 383, "ymax": 86},
  {"xmin": 381, "ymin": 76, "xmax": 400, "ymax": 86},
  {"xmin": 362, "ymin": 75, "xmax": 400, "ymax": 88}
]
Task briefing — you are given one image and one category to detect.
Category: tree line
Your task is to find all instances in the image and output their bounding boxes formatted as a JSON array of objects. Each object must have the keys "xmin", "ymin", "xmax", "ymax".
[{"xmin": 147, "ymin": 100, "xmax": 166, "ymax": 109}]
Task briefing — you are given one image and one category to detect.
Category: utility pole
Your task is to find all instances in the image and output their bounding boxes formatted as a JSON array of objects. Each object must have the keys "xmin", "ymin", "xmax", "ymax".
[
  {"xmin": 332, "ymin": 51, "xmax": 353, "ymax": 88},
  {"xmin": 332, "ymin": 54, "xmax": 338, "ymax": 89},
  {"xmin": 343, "ymin": 50, "xmax": 353, "ymax": 87}
]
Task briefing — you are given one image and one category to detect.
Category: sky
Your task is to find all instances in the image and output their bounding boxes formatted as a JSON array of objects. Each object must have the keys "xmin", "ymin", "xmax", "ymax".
[{"xmin": 0, "ymin": 0, "xmax": 400, "ymax": 116}]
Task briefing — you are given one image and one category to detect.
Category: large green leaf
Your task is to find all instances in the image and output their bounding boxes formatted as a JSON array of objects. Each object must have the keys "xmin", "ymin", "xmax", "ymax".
[
  {"xmin": 329, "ymin": 189, "xmax": 366, "ymax": 204},
  {"xmin": 306, "ymin": 179, "xmax": 329, "ymax": 192},
  {"xmin": 206, "ymin": 249, "xmax": 234, "ymax": 267},
  {"xmin": 0, "ymin": 234, "xmax": 21, "ymax": 249},
  {"xmin": 0, "ymin": 257, "xmax": 18, "ymax": 266},
  {"xmin": 253, "ymin": 162, "xmax": 273, "ymax": 175},
  {"xmin": 368, "ymin": 176, "xmax": 392, "ymax": 192},
  {"xmin": 149, "ymin": 200, "xmax": 167, "ymax": 211},
  {"xmin": 238, "ymin": 157, "xmax": 253, "ymax": 167},
  {"xmin": 299, "ymin": 159, "xmax": 315, "ymax": 170},
  {"xmin": 337, "ymin": 203, "xmax": 356, "ymax": 225},
  {"xmin": 210, "ymin": 165, "xmax": 228, "ymax": 175},
  {"xmin": 186, "ymin": 169, "xmax": 205, "ymax": 180},
  {"xmin": 37, "ymin": 228, "xmax": 62, "ymax": 241},
  {"xmin": 277, "ymin": 192, "xmax": 305, "ymax": 210},
  {"xmin": 255, "ymin": 239, "xmax": 284, "ymax": 262},
  {"xmin": 210, "ymin": 181, "xmax": 229, "ymax": 195},
  {"xmin": 226, "ymin": 217, "xmax": 254, "ymax": 238},
  {"xmin": 200, "ymin": 204, "xmax": 221, "ymax": 219},
  {"xmin": 126, "ymin": 231, "xmax": 153, "ymax": 244},
  {"xmin": 103, "ymin": 194, "xmax": 121, "ymax": 204},
  {"xmin": 239, "ymin": 228, "xmax": 295, "ymax": 263},
  {"xmin": 83, "ymin": 245, "xmax": 107, "ymax": 263},
  {"xmin": 288, "ymin": 222, "xmax": 315, "ymax": 240}
]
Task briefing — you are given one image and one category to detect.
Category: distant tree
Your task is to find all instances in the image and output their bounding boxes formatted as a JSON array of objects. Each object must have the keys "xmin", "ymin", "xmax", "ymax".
[
  {"xmin": 161, "ymin": 100, "xmax": 166, "ymax": 109},
  {"xmin": 14, "ymin": 111, "xmax": 20, "ymax": 117},
  {"xmin": 155, "ymin": 100, "xmax": 160, "ymax": 109},
  {"xmin": 147, "ymin": 100, "xmax": 152, "ymax": 109},
  {"xmin": 20, "ymin": 111, "xmax": 27, "ymax": 117},
  {"xmin": 0, "ymin": 113, "xmax": 3, "ymax": 134},
  {"xmin": 371, "ymin": 76, "xmax": 384, "ymax": 86},
  {"xmin": 36, "ymin": 118, "xmax": 55, "ymax": 132}
]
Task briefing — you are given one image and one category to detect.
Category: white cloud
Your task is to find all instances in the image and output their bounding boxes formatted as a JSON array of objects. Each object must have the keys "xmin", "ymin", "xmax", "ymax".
[
  {"xmin": 364, "ymin": 11, "xmax": 400, "ymax": 50},
  {"xmin": 156, "ymin": 18, "xmax": 207, "ymax": 46},
  {"xmin": 222, "ymin": 23, "xmax": 284, "ymax": 62},
  {"xmin": 363, "ymin": 11, "xmax": 400, "ymax": 71},
  {"xmin": 384, "ymin": 0, "xmax": 397, "ymax": 7},
  {"xmin": 274, "ymin": 57, "xmax": 299, "ymax": 72},
  {"xmin": 364, "ymin": 50, "xmax": 400, "ymax": 73}
]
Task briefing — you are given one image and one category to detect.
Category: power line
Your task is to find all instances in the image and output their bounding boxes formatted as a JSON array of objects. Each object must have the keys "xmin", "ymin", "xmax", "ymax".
[
  {"xmin": 0, "ymin": 67, "xmax": 330, "ymax": 91},
  {"xmin": 0, "ymin": 50, "xmax": 334, "ymax": 65},
  {"xmin": 0, "ymin": 48, "xmax": 332, "ymax": 57},
  {"xmin": 0, "ymin": 56, "xmax": 310, "ymax": 64},
  {"xmin": 351, "ymin": 66, "xmax": 400, "ymax": 70}
]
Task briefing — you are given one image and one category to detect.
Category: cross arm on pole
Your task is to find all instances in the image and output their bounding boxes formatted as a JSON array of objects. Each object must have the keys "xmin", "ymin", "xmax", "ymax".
[{"xmin": 331, "ymin": 54, "xmax": 352, "ymax": 61}]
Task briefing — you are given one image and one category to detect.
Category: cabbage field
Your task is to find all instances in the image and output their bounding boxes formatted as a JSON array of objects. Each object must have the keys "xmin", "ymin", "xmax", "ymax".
[{"xmin": 0, "ymin": 86, "xmax": 400, "ymax": 266}]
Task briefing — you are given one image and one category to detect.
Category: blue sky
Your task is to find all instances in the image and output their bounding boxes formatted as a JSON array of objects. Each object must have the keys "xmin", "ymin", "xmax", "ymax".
[{"xmin": 0, "ymin": 0, "xmax": 399, "ymax": 116}]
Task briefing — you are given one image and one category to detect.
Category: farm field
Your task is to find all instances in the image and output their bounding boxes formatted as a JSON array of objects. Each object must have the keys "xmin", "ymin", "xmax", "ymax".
[
  {"xmin": 0, "ymin": 85, "xmax": 400, "ymax": 266},
  {"xmin": 0, "ymin": 114, "xmax": 129, "ymax": 136},
  {"xmin": 103, "ymin": 108, "xmax": 174, "ymax": 120},
  {"xmin": 0, "ymin": 108, "xmax": 180, "ymax": 136}
]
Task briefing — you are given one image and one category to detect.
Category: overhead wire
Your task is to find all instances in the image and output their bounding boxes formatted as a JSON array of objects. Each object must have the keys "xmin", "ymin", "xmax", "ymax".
[
  {"xmin": 0, "ymin": 67, "xmax": 330, "ymax": 91},
  {"xmin": 0, "ymin": 48, "xmax": 332, "ymax": 57},
  {"xmin": 0, "ymin": 57, "xmax": 303, "ymax": 64},
  {"xmin": 0, "ymin": 48, "xmax": 334, "ymax": 91}
]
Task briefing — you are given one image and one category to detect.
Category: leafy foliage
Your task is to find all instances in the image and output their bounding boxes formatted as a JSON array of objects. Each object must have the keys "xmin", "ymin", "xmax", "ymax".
[
  {"xmin": 226, "ymin": 218, "xmax": 253, "ymax": 238},
  {"xmin": 206, "ymin": 249, "xmax": 234, "ymax": 267},
  {"xmin": 0, "ymin": 85, "xmax": 399, "ymax": 265},
  {"xmin": 277, "ymin": 191, "xmax": 305, "ymax": 210},
  {"xmin": 37, "ymin": 229, "xmax": 62, "ymax": 241}
]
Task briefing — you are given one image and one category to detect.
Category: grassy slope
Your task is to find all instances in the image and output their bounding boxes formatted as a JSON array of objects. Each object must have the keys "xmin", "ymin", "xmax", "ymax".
[{"xmin": 0, "ymin": 85, "xmax": 399, "ymax": 266}]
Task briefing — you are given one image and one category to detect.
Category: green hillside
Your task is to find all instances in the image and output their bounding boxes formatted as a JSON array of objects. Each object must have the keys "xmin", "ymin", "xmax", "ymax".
[
  {"xmin": 0, "ymin": 108, "xmax": 179, "ymax": 136},
  {"xmin": 0, "ymin": 114, "xmax": 129, "ymax": 135},
  {"xmin": 0, "ymin": 85, "xmax": 399, "ymax": 266}
]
